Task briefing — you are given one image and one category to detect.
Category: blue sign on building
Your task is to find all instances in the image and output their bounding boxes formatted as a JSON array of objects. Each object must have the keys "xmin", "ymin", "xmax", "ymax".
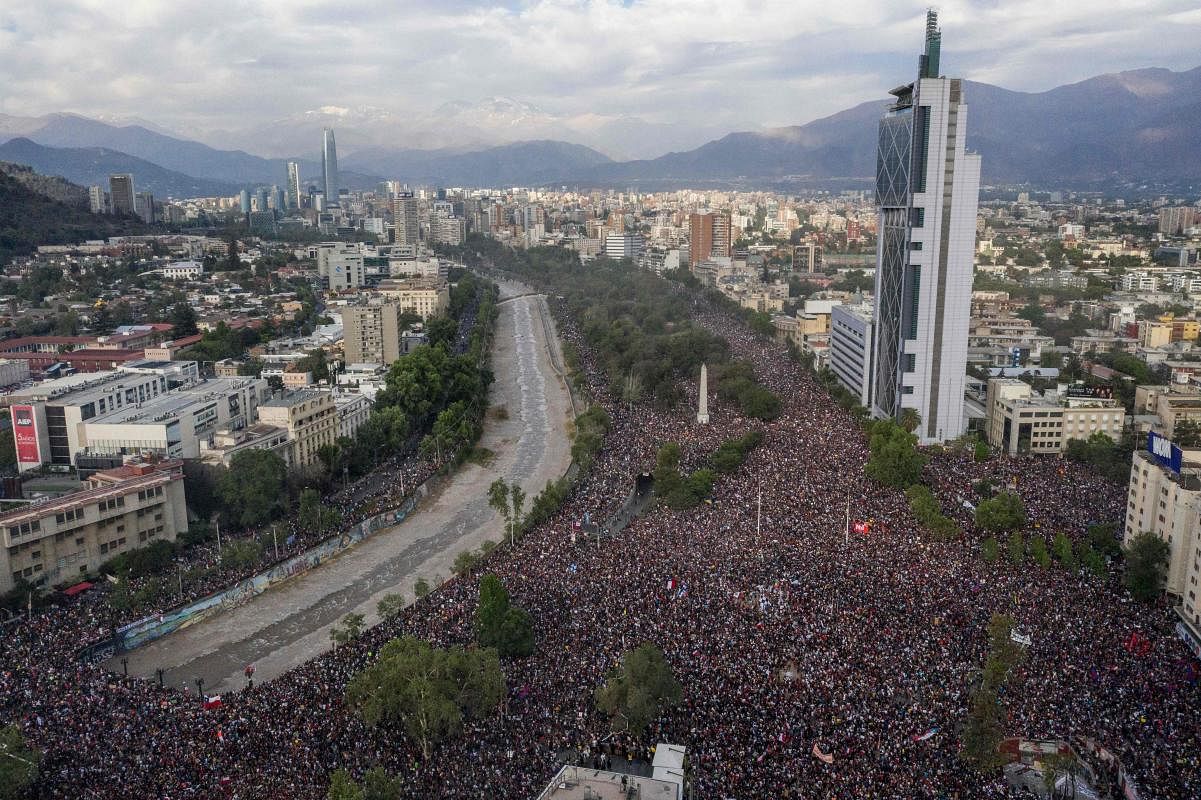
[{"xmin": 1148, "ymin": 431, "xmax": 1183, "ymax": 473}]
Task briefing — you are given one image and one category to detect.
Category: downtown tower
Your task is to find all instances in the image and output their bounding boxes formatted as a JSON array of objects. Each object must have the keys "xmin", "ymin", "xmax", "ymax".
[{"xmin": 871, "ymin": 11, "xmax": 981, "ymax": 443}]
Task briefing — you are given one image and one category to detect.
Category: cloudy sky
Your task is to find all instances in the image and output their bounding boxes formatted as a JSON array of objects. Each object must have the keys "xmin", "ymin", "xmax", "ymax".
[{"xmin": 1, "ymin": 0, "xmax": 1199, "ymax": 151}]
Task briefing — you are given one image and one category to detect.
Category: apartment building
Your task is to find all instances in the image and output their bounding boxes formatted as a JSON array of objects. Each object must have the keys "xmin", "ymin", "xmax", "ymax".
[
  {"xmin": 376, "ymin": 278, "xmax": 450, "ymax": 320},
  {"xmin": 1124, "ymin": 441, "xmax": 1201, "ymax": 656},
  {"xmin": 1, "ymin": 462, "xmax": 187, "ymax": 593},
  {"xmin": 257, "ymin": 389, "xmax": 337, "ymax": 467},
  {"xmin": 985, "ymin": 378, "xmax": 1126, "ymax": 455},
  {"xmin": 341, "ymin": 300, "xmax": 403, "ymax": 366}
]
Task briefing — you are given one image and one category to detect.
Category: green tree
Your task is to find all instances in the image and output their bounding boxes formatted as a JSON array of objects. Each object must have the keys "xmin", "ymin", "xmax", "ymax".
[
  {"xmin": 169, "ymin": 301, "xmax": 198, "ymax": 338},
  {"xmin": 1124, "ymin": 532, "xmax": 1171, "ymax": 602},
  {"xmin": 975, "ymin": 492, "xmax": 1027, "ymax": 534},
  {"xmin": 330, "ymin": 612, "xmax": 367, "ymax": 648},
  {"xmin": 1028, "ymin": 537, "xmax": 1051, "ymax": 568},
  {"xmin": 1079, "ymin": 542, "xmax": 1106, "ymax": 576},
  {"xmin": 218, "ymin": 449, "xmax": 287, "ymax": 528},
  {"xmin": 414, "ymin": 577, "xmax": 431, "ymax": 598},
  {"xmin": 973, "ymin": 440, "xmax": 990, "ymax": 462},
  {"xmin": 1007, "ymin": 531, "xmax": 1025, "ymax": 565},
  {"xmin": 0, "ymin": 724, "xmax": 40, "ymax": 800},
  {"xmin": 345, "ymin": 636, "xmax": 505, "ymax": 759},
  {"xmin": 327, "ymin": 769, "xmax": 365, "ymax": 800},
  {"xmin": 362, "ymin": 767, "xmax": 404, "ymax": 800},
  {"xmin": 221, "ymin": 539, "xmax": 263, "ymax": 570},
  {"xmin": 899, "ymin": 408, "xmax": 921, "ymax": 433},
  {"xmin": 981, "ymin": 537, "xmax": 1000, "ymax": 563},
  {"xmin": 475, "ymin": 574, "xmax": 534, "ymax": 658},
  {"xmin": 377, "ymin": 592, "xmax": 406, "ymax": 621},
  {"xmin": 1052, "ymin": 532, "xmax": 1075, "ymax": 568},
  {"xmin": 961, "ymin": 615, "xmax": 1025, "ymax": 772},
  {"xmin": 595, "ymin": 643, "xmax": 682, "ymax": 734},
  {"xmin": 452, "ymin": 549, "xmax": 478, "ymax": 577},
  {"xmin": 1087, "ymin": 522, "xmax": 1122, "ymax": 558},
  {"xmin": 0, "ymin": 429, "xmax": 17, "ymax": 473},
  {"xmin": 1174, "ymin": 419, "xmax": 1201, "ymax": 448},
  {"xmin": 865, "ymin": 420, "xmax": 927, "ymax": 488}
]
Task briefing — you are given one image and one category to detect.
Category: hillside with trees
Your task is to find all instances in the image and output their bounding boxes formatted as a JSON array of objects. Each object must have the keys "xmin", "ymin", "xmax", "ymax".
[{"xmin": 0, "ymin": 167, "xmax": 146, "ymax": 265}]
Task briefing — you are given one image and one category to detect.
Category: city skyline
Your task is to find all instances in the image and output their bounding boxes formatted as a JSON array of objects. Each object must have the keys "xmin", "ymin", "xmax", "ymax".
[{"xmin": 1, "ymin": 1, "xmax": 1198, "ymax": 160}]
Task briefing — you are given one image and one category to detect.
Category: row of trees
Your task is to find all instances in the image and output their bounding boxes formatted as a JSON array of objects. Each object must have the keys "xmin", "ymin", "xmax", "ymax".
[
  {"xmin": 453, "ymin": 235, "xmax": 783, "ymax": 416},
  {"xmin": 653, "ymin": 442, "xmax": 715, "ymax": 511}
]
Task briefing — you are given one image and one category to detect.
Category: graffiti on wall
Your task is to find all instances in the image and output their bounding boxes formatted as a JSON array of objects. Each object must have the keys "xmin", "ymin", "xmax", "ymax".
[{"xmin": 99, "ymin": 493, "xmax": 421, "ymax": 656}]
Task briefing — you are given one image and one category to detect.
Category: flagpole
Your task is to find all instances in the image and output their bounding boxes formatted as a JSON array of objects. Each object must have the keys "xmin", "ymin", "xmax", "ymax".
[
  {"xmin": 756, "ymin": 482, "xmax": 762, "ymax": 538},
  {"xmin": 844, "ymin": 502, "xmax": 850, "ymax": 545}
]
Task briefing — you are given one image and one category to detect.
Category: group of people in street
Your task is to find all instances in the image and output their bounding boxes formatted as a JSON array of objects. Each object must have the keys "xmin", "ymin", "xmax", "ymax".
[{"xmin": 2, "ymin": 295, "xmax": 1198, "ymax": 800}]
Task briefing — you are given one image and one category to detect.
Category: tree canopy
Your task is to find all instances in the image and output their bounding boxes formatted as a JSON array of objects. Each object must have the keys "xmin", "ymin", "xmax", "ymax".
[
  {"xmin": 345, "ymin": 636, "xmax": 505, "ymax": 760},
  {"xmin": 865, "ymin": 419, "xmax": 927, "ymax": 488},
  {"xmin": 974, "ymin": 492, "xmax": 1028, "ymax": 534},
  {"xmin": 475, "ymin": 574, "xmax": 535, "ymax": 658},
  {"xmin": 594, "ymin": 643, "xmax": 682, "ymax": 735},
  {"xmin": 218, "ymin": 449, "xmax": 287, "ymax": 529}
]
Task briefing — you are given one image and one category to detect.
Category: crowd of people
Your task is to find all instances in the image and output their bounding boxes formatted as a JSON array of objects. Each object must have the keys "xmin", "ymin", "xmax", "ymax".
[{"xmin": 2, "ymin": 289, "xmax": 1199, "ymax": 800}]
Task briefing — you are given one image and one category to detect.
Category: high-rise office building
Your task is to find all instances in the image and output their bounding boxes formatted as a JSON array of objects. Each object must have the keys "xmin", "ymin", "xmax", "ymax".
[
  {"xmin": 239, "ymin": 189, "xmax": 251, "ymax": 215},
  {"xmin": 870, "ymin": 11, "xmax": 981, "ymax": 443},
  {"xmin": 286, "ymin": 161, "xmax": 302, "ymax": 210},
  {"xmin": 322, "ymin": 128, "xmax": 339, "ymax": 207},
  {"xmin": 392, "ymin": 193, "xmax": 420, "ymax": 247},
  {"xmin": 688, "ymin": 211, "xmax": 732, "ymax": 267},
  {"xmin": 135, "ymin": 192, "xmax": 155, "ymax": 224},
  {"xmin": 109, "ymin": 174, "xmax": 136, "ymax": 217},
  {"xmin": 88, "ymin": 186, "xmax": 107, "ymax": 214}
]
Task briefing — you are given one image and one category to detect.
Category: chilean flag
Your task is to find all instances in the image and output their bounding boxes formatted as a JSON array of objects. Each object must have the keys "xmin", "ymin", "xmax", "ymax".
[
  {"xmin": 203, "ymin": 695, "xmax": 223, "ymax": 710},
  {"xmin": 666, "ymin": 577, "xmax": 677, "ymax": 592}
]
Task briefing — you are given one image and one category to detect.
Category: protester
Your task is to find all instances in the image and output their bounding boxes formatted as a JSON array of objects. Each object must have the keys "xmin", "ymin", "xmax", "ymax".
[{"xmin": 1, "ymin": 296, "xmax": 1197, "ymax": 800}]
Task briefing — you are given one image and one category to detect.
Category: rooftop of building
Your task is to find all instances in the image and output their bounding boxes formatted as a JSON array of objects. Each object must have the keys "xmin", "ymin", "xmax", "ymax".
[
  {"xmin": 260, "ymin": 388, "xmax": 326, "ymax": 408},
  {"xmin": 536, "ymin": 766, "xmax": 679, "ymax": 800},
  {"xmin": 0, "ymin": 469, "xmax": 178, "ymax": 527}
]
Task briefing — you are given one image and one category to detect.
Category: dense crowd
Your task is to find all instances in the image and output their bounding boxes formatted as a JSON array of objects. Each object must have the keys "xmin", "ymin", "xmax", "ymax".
[{"xmin": 2, "ymin": 293, "xmax": 1199, "ymax": 800}]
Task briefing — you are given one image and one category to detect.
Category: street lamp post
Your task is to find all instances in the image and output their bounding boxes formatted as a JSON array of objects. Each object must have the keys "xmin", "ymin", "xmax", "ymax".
[
  {"xmin": 156, "ymin": 668, "xmax": 164, "ymax": 688},
  {"xmin": 121, "ymin": 657, "xmax": 128, "ymax": 676},
  {"xmin": 195, "ymin": 677, "xmax": 205, "ymax": 699}
]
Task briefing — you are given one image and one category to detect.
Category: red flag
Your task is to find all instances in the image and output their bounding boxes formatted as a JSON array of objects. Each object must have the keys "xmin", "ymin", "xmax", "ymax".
[{"xmin": 852, "ymin": 521, "xmax": 870, "ymax": 535}]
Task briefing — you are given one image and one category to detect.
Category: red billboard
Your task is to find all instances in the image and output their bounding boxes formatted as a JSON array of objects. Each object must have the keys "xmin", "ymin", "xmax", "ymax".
[{"xmin": 10, "ymin": 405, "xmax": 41, "ymax": 465}]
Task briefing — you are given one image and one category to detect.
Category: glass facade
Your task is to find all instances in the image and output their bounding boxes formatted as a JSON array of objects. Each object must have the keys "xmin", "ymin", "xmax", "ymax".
[{"xmin": 876, "ymin": 112, "xmax": 913, "ymax": 207}]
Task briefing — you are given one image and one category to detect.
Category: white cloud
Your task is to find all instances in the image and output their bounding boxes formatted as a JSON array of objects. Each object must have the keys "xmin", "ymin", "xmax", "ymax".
[{"xmin": 0, "ymin": 0, "xmax": 1197, "ymax": 153}]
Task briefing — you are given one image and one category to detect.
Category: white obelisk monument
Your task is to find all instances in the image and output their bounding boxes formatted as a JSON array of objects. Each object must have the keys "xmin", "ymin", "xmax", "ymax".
[{"xmin": 697, "ymin": 363, "xmax": 710, "ymax": 424}]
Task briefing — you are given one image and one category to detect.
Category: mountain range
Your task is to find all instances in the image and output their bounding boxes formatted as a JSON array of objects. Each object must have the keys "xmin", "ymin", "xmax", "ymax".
[{"xmin": 1, "ymin": 65, "xmax": 1198, "ymax": 194}]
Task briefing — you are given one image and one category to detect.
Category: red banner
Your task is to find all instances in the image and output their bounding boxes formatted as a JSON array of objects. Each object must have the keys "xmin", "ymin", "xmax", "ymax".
[{"xmin": 10, "ymin": 405, "xmax": 40, "ymax": 465}]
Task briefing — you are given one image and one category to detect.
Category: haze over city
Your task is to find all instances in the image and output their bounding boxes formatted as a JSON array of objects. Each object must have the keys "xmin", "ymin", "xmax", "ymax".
[{"xmin": 2, "ymin": 1, "xmax": 1200, "ymax": 158}]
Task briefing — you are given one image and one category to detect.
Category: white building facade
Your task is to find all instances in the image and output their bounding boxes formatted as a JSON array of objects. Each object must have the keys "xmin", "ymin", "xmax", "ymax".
[{"xmin": 870, "ymin": 11, "xmax": 981, "ymax": 443}]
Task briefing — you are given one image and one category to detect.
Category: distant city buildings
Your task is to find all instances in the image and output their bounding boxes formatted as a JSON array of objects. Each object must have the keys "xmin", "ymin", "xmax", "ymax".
[
  {"xmin": 322, "ymin": 127, "xmax": 339, "ymax": 208},
  {"xmin": 688, "ymin": 211, "xmax": 732, "ymax": 268},
  {"xmin": 108, "ymin": 174, "xmax": 136, "ymax": 217},
  {"xmin": 286, "ymin": 161, "xmax": 302, "ymax": 210}
]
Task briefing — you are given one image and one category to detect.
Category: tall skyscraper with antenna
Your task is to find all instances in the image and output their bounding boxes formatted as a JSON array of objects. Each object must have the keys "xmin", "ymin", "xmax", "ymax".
[
  {"xmin": 286, "ymin": 161, "xmax": 301, "ymax": 210},
  {"xmin": 870, "ymin": 10, "xmax": 981, "ymax": 443},
  {"xmin": 321, "ymin": 128, "xmax": 339, "ymax": 207}
]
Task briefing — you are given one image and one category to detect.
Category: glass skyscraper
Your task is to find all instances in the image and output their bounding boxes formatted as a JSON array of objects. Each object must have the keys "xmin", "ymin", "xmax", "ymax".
[
  {"xmin": 870, "ymin": 11, "xmax": 981, "ymax": 443},
  {"xmin": 322, "ymin": 128, "xmax": 339, "ymax": 208}
]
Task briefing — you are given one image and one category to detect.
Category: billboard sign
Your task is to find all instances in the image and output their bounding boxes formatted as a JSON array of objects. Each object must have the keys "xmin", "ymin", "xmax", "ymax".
[
  {"xmin": 10, "ymin": 405, "xmax": 41, "ymax": 465},
  {"xmin": 1148, "ymin": 431, "xmax": 1183, "ymax": 473},
  {"xmin": 1066, "ymin": 384, "xmax": 1114, "ymax": 399}
]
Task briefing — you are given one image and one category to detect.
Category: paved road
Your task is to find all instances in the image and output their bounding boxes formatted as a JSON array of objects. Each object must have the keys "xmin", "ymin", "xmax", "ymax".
[{"xmin": 116, "ymin": 285, "xmax": 574, "ymax": 694}]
